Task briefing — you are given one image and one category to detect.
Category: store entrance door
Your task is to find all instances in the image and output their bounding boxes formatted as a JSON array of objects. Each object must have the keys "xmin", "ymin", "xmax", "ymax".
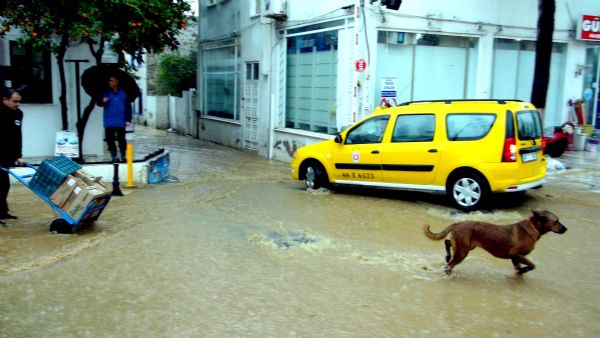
[
  {"xmin": 242, "ymin": 62, "xmax": 259, "ymax": 150},
  {"xmin": 582, "ymin": 46, "xmax": 600, "ymax": 129}
]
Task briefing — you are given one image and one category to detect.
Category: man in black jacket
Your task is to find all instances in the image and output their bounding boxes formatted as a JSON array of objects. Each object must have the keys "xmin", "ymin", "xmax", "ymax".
[{"xmin": 0, "ymin": 88, "xmax": 25, "ymax": 225}]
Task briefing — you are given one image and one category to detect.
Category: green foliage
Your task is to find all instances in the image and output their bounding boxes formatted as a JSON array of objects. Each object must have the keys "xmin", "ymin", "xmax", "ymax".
[
  {"xmin": 156, "ymin": 52, "xmax": 197, "ymax": 96},
  {"xmin": 0, "ymin": 0, "xmax": 195, "ymax": 60}
]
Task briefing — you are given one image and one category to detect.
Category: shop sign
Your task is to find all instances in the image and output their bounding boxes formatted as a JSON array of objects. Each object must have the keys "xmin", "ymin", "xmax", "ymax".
[
  {"xmin": 355, "ymin": 59, "xmax": 367, "ymax": 72},
  {"xmin": 55, "ymin": 131, "xmax": 79, "ymax": 158},
  {"xmin": 577, "ymin": 15, "xmax": 600, "ymax": 41},
  {"xmin": 381, "ymin": 77, "xmax": 397, "ymax": 98}
]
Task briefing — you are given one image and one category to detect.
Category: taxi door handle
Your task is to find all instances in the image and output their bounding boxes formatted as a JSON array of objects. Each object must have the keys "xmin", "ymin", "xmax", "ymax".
[
  {"xmin": 371, "ymin": 150, "xmax": 380, "ymax": 154},
  {"xmin": 428, "ymin": 149, "xmax": 438, "ymax": 153}
]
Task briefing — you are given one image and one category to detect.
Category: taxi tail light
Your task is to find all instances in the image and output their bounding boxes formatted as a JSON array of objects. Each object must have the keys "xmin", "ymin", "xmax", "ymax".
[
  {"xmin": 541, "ymin": 137, "xmax": 547, "ymax": 154},
  {"xmin": 502, "ymin": 137, "xmax": 517, "ymax": 162}
]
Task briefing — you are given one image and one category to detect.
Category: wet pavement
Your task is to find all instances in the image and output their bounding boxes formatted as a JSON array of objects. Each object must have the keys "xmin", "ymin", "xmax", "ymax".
[{"xmin": 1, "ymin": 126, "xmax": 600, "ymax": 337}]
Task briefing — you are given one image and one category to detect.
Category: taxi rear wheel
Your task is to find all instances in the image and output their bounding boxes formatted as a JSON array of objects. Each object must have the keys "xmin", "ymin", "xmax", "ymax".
[
  {"xmin": 304, "ymin": 162, "xmax": 328, "ymax": 190},
  {"xmin": 447, "ymin": 172, "xmax": 489, "ymax": 212}
]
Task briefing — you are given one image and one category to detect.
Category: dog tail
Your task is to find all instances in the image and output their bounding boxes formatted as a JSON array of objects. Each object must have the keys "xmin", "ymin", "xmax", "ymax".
[{"xmin": 423, "ymin": 224, "xmax": 455, "ymax": 240}]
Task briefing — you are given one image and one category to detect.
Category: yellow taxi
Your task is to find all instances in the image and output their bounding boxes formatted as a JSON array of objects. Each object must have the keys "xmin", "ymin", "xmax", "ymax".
[{"xmin": 291, "ymin": 99, "xmax": 546, "ymax": 211}]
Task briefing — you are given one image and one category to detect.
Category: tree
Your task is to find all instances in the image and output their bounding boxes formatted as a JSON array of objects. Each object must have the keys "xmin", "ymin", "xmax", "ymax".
[
  {"xmin": 156, "ymin": 52, "xmax": 197, "ymax": 96},
  {"xmin": 530, "ymin": 0, "xmax": 555, "ymax": 116},
  {"xmin": 0, "ymin": 0, "xmax": 194, "ymax": 161}
]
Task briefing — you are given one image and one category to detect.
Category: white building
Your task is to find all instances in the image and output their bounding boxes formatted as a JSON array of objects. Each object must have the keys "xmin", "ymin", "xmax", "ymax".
[
  {"xmin": 196, "ymin": 0, "xmax": 600, "ymax": 162},
  {"xmin": 1, "ymin": 35, "xmax": 105, "ymax": 159}
]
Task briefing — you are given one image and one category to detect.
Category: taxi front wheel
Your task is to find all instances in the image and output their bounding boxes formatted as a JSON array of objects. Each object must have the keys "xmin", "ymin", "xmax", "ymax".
[{"xmin": 304, "ymin": 162, "xmax": 328, "ymax": 190}]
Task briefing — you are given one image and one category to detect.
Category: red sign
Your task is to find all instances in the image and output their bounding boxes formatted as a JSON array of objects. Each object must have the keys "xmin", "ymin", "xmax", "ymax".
[
  {"xmin": 577, "ymin": 15, "xmax": 600, "ymax": 41},
  {"xmin": 355, "ymin": 59, "xmax": 367, "ymax": 72}
]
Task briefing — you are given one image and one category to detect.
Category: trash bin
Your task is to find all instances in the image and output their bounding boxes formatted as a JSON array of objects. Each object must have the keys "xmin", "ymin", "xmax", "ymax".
[
  {"xmin": 574, "ymin": 132, "xmax": 587, "ymax": 151},
  {"xmin": 585, "ymin": 137, "xmax": 599, "ymax": 152}
]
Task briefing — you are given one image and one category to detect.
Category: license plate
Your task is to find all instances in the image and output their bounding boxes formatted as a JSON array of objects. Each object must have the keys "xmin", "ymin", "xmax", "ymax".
[{"xmin": 522, "ymin": 152, "xmax": 537, "ymax": 162}]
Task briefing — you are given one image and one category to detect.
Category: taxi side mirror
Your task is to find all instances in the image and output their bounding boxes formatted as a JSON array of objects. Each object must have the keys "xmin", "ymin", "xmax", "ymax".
[{"xmin": 334, "ymin": 134, "xmax": 343, "ymax": 144}]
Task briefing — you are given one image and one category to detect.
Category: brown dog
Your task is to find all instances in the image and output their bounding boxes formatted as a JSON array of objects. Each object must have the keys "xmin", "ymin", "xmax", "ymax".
[{"xmin": 424, "ymin": 210, "xmax": 567, "ymax": 275}]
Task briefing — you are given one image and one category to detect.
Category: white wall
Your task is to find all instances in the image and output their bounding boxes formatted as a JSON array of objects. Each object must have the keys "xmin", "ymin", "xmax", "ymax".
[
  {"xmin": 2, "ymin": 35, "xmax": 106, "ymax": 159},
  {"xmin": 142, "ymin": 96, "xmax": 169, "ymax": 129}
]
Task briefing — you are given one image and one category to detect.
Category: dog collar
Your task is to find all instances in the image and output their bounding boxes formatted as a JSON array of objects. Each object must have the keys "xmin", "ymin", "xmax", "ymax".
[{"xmin": 526, "ymin": 219, "xmax": 541, "ymax": 240}]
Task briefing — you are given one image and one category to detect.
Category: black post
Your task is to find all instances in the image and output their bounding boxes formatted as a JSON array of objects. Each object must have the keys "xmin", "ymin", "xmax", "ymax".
[
  {"xmin": 111, "ymin": 163, "xmax": 124, "ymax": 196},
  {"xmin": 65, "ymin": 59, "xmax": 89, "ymax": 163}
]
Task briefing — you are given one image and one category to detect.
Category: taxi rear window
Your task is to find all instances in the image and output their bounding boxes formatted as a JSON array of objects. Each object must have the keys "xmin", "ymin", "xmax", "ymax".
[
  {"xmin": 446, "ymin": 113, "xmax": 496, "ymax": 141},
  {"xmin": 516, "ymin": 110, "xmax": 542, "ymax": 140}
]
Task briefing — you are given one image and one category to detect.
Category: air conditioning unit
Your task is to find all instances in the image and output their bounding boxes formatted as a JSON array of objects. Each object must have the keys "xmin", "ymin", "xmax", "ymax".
[{"xmin": 264, "ymin": 0, "xmax": 287, "ymax": 21}]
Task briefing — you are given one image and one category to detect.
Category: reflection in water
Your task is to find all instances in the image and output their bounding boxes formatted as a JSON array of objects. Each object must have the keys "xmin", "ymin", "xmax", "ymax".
[{"xmin": 1, "ymin": 135, "xmax": 599, "ymax": 336}]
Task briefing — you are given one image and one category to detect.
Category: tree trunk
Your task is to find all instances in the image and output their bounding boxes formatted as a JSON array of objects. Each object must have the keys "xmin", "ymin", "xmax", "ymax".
[
  {"xmin": 530, "ymin": 0, "xmax": 555, "ymax": 114},
  {"xmin": 57, "ymin": 32, "xmax": 70, "ymax": 131}
]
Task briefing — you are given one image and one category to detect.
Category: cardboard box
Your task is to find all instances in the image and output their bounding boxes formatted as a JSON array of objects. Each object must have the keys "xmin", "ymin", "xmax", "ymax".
[
  {"xmin": 93, "ymin": 182, "xmax": 112, "ymax": 195},
  {"xmin": 62, "ymin": 183, "xmax": 94, "ymax": 221},
  {"xmin": 61, "ymin": 178, "xmax": 112, "ymax": 221},
  {"xmin": 74, "ymin": 169, "xmax": 102, "ymax": 186},
  {"xmin": 50, "ymin": 175, "xmax": 77, "ymax": 207}
]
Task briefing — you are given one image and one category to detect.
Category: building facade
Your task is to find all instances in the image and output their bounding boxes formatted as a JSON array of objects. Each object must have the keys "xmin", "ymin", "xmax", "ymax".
[
  {"xmin": 1, "ymin": 35, "xmax": 105, "ymax": 159},
  {"xmin": 196, "ymin": 0, "xmax": 600, "ymax": 162}
]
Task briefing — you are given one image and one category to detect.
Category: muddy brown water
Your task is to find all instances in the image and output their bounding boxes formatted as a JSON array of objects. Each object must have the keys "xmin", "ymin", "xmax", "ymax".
[{"xmin": 1, "ymin": 135, "xmax": 599, "ymax": 336}]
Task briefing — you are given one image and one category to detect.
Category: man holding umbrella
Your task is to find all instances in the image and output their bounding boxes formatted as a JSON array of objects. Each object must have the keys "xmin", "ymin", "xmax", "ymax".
[{"xmin": 98, "ymin": 75, "xmax": 132, "ymax": 163}]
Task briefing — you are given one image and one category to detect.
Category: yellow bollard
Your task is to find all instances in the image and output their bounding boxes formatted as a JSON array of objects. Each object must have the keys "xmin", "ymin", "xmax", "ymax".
[{"xmin": 126, "ymin": 143, "xmax": 135, "ymax": 187}]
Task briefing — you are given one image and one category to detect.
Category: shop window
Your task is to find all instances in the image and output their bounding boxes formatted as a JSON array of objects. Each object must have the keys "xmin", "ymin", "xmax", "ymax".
[
  {"xmin": 492, "ymin": 38, "xmax": 566, "ymax": 127},
  {"xmin": 374, "ymin": 32, "xmax": 477, "ymax": 107},
  {"xmin": 285, "ymin": 29, "xmax": 338, "ymax": 134},
  {"xmin": 246, "ymin": 62, "xmax": 259, "ymax": 80},
  {"xmin": 201, "ymin": 41, "xmax": 240, "ymax": 120},
  {"xmin": 250, "ymin": 0, "xmax": 261, "ymax": 16},
  {"xmin": 9, "ymin": 41, "xmax": 53, "ymax": 104},
  {"xmin": 582, "ymin": 46, "xmax": 599, "ymax": 126}
]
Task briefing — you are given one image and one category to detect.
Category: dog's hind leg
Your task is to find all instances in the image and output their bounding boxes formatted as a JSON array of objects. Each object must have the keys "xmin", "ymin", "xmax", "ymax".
[
  {"xmin": 444, "ymin": 239, "xmax": 452, "ymax": 263},
  {"xmin": 445, "ymin": 250, "xmax": 468, "ymax": 275},
  {"xmin": 512, "ymin": 255, "xmax": 535, "ymax": 274},
  {"xmin": 511, "ymin": 257, "xmax": 522, "ymax": 272}
]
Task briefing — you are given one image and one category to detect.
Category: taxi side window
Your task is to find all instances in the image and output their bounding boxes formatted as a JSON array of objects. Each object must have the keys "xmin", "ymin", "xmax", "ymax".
[
  {"xmin": 447, "ymin": 113, "xmax": 496, "ymax": 141},
  {"xmin": 346, "ymin": 115, "xmax": 390, "ymax": 144},
  {"xmin": 392, "ymin": 114, "xmax": 435, "ymax": 142}
]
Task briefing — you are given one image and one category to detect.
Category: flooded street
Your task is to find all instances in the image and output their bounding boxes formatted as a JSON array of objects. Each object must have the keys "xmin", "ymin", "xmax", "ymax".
[{"xmin": 1, "ymin": 129, "xmax": 600, "ymax": 336}]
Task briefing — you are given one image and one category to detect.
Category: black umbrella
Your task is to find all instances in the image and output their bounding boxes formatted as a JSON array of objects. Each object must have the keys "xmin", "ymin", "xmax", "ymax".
[{"xmin": 81, "ymin": 64, "xmax": 140, "ymax": 102}]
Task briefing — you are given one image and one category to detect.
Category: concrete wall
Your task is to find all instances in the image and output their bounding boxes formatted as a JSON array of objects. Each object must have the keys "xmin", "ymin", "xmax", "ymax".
[
  {"xmin": 140, "ymin": 95, "xmax": 169, "ymax": 129},
  {"xmin": 138, "ymin": 91, "xmax": 196, "ymax": 135},
  {"xmin": 172, "ymin": 90, "xmax": 197, "ymax": 136}
]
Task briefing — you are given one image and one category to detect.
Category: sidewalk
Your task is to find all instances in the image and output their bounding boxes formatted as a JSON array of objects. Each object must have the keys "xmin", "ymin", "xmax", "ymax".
[
  {"xmin": 21, "ymin": 124, "xmax": 600, "ymax": 177},
  {"xmin": 554, "ymin": 148, "xmax": 600, "ymax": 170},
  {"xmin": 14, "ymin": 126, "xmax": 173, "ymax": 185}
]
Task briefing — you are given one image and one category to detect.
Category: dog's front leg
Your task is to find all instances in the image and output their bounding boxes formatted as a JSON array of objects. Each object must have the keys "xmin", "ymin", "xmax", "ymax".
[{"xmin": 512, "ymin": 255, "xmax": 535, "ymax": 274}]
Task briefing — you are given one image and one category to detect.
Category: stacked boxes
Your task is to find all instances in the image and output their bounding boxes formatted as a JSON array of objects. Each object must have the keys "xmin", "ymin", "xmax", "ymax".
[
  {"xmin": 29, "ymin": 156, "xmax": 112, "ymax": 222},
  {"xmin": 57, "ymin": 170, "xmax": 112, "ymax": 221}
]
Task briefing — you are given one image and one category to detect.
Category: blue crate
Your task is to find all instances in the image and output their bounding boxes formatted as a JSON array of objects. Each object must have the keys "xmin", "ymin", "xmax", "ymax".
[
  {"xmin": 47, "ymin": 155, "xmax": 82, "ymax": 175},
  {"xmin": 29, "ymin": 156, "xmax": 81, "ymax": 198}
]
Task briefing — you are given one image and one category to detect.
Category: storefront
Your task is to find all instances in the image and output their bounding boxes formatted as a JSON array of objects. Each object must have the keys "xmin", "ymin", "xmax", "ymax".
[
  {"xmin": 577, "ymin": 15, "xmax": 600, "ymax": 129},
  {"xmin": 197, "ymin": 0, "xmax": 600, "ymax": 162}
]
